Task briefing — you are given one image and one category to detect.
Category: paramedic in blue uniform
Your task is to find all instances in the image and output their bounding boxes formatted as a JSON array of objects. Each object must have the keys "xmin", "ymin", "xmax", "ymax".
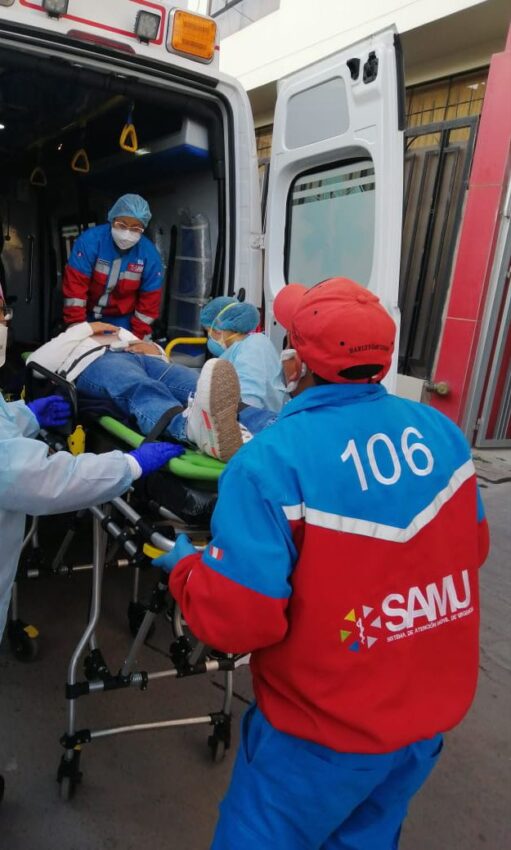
[
  {"xmin": 0, "ymin": 289, "xmax": 182, "ymax": 803},
  {"xmin": 62, "ymin": 194, "xmax": 163, "ymax": 339},
  {"xmin": 200, "ymin": 296, "xmax": 288, "ymax": 417},
  {"xmin": 154, "ymin": 277, "xmax": 490, "ymax": 849}
]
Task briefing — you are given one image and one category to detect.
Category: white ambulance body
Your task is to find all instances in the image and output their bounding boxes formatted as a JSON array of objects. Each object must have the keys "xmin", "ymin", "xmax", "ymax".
[{"xmin": 0, "ymin": 0, "xmax": 403, "ymax": 380}]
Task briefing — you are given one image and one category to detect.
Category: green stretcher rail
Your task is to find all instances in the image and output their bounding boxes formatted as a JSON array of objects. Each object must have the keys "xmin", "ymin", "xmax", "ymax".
[{"xmin": 98, "ymin": 416, "xmax": 226, "ymax": 482}]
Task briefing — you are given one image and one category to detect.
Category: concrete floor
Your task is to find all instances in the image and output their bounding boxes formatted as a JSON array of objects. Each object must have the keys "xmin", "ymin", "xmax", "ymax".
[{"xmin": 0, "ymin": 476, "xmax": 510, "ymax": 849}]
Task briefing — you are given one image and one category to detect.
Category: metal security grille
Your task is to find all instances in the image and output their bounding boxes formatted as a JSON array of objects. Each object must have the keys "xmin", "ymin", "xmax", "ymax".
[
  {"xmin": 465, "ymin": 209, "xmax": 511, "ymax": 448},
  {"xmin": 398, "ymin": 117, "xmax": 478, "ymax": 378}
]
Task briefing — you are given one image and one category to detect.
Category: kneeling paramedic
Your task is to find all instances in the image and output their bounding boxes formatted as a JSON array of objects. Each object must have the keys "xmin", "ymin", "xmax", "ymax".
[
  {"xmin": 154, "ymin": 277, "xmax": 490, "ymax": 849},
  {"xmin": 0, "ymin": 287, "xmax": 183, "ymax": 802}
]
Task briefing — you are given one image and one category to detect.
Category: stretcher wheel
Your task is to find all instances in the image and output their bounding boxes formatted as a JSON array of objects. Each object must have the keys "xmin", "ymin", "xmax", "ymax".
[
  {"xmin": 7, "ymin": 620, "xmax": 40, "ymax": 662},
  {"xmin": 59, "ymin": 775, "xmax": 75, "ymax": 801},
  {"xmin": 57, "ymin": 750, "xmax": 82, "ymax": 801},
  {"xmin": 208, "ymin": 736, "xmax": 227, "ymax": 763},
  {"xmin": 127, "ymin": 601, "xmax": 156, "ymax": 639}
]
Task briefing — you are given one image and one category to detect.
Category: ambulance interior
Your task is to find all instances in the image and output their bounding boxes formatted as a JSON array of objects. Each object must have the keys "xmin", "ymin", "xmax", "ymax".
[{"xmin": 0, "ymin": 45, "xmax": 225, "ymax": 368}]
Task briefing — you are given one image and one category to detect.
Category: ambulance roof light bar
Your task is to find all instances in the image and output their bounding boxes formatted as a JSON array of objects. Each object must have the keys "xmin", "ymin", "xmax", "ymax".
[{"xmin": 42, "ymin": 0, "xmax": 69, "ymax": 18}]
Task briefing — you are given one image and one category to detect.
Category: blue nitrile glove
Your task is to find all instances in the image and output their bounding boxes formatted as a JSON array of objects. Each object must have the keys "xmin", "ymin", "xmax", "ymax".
[
  {"xmin": 27, "ymin": 395, "xmax": 72, "ymax": 429},
  {"xmin": 153, "ymin": 534, "xmax": 197, "ymax": 573},
  {"xmin": 128, "ymin": 442, "xmax": 185, "ymax": 478}
]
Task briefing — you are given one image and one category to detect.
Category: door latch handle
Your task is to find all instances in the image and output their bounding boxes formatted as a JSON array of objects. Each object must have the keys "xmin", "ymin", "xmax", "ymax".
[{"xmin": 424, "ymin": 380, "xmax": 450, "ymax": 396}]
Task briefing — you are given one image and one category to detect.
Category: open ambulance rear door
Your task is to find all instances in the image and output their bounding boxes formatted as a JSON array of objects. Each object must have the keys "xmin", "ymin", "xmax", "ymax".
[{"xmin": 263, "ymin": 27, "xmax": 405, "ymax": 386}]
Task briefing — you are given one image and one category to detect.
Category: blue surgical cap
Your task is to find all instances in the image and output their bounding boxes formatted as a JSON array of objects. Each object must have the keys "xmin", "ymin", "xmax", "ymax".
[
  {"xmin": 107, "ymin": 194, "xmax": 152, "ymax": 227},
  {"xmin": 200, "ymin": 296, "xmax": 259, "ymax": 333}
]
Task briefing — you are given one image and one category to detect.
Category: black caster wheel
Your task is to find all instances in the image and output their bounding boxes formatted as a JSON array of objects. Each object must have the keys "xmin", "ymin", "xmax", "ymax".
[
  {"xmin": 127, "ymin": 601, "xmax": 156, "ymax": 639},
  {"xmin": 7, "ymin": 620, "xmax": 40, "ymax": 662},
  {"xmin": 57, "ymin": 750, "xmax": 82, "ymax": 802},
  {"xmin": 59, "ymin": 775, "xmax": 76, "ymax": 801},
  {"xmin": 208, "ymin": 735, "xmax": 227, "ymax": 763}
]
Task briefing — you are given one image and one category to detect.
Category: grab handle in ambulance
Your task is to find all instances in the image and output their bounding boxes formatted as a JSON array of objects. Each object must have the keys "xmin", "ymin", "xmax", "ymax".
[
  {"xmin": 119, "ymin": 123, "xmax": 138, "ymax": 154},
  {"xmin": 71, "ymin": 149, "xmax": 90, "ymax": 174}
]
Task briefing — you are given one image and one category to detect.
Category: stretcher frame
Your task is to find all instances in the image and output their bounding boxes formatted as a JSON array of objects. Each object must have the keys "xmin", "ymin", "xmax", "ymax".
[
  {"xmin": 57, "ymin": 494, "xmax": 247, "ymax": 801},
  {"xmin": 14, "ymin": 358, "xmax": 246, "ymax": 799}
]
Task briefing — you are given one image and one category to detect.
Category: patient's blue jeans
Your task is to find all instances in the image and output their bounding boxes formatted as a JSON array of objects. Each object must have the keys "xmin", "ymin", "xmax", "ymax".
[{"xmin": 76, "ymin": 351, "xmax": 276, "ymax": 441}]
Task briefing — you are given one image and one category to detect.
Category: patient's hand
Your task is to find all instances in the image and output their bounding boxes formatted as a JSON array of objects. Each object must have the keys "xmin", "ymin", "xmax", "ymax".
[
  {"xmin": 89, "ymin": 322, "xmax": 120, "ymax": 335},
  {"xmin": 127, "ymin": 341, "xmax": 162, "ymax": 356}
]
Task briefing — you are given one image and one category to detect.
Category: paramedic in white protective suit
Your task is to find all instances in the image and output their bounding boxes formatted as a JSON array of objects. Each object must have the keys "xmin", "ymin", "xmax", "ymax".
[{"xmin": 0, "ymin": 287, "xmax": 183, "ymax": 803}]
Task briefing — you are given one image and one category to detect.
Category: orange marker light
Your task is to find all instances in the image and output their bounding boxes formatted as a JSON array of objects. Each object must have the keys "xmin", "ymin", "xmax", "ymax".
[{"xmin": 169, "ymin": 11, "xmax": 217, "ymax": 63}]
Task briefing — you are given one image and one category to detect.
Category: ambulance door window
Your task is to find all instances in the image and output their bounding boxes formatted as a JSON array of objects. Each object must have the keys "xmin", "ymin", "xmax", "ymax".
[{"xmin": 285, "ymin": 158, "xmax": 375, "ymax": 287}]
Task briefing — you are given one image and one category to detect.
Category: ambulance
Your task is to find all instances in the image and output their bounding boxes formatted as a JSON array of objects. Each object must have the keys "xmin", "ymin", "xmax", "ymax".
[{"xmin": 0, "ymin": 0, "xmax": 404, "ymax": 371}]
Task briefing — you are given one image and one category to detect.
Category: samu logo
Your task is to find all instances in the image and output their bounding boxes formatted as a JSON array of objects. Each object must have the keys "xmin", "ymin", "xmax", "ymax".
[
  {"xmin": 340, "ymin": 570, "xmax": 472, "ymax": 652},
  {"xmin": 383, "ymin": 570, "xmax": 471, "ymax": 632}
]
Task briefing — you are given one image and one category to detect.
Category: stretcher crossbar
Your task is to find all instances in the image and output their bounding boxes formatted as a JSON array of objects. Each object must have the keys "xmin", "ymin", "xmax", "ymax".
[{"xmin": 97, "ymin": 415, "xmax": 226, "ymax": 481}]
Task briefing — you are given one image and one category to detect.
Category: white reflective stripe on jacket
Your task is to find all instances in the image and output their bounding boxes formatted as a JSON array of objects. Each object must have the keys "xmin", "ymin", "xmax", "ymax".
[{"xmin": 0, "ymin": 395, "xmax": 134, "ymax": 638}]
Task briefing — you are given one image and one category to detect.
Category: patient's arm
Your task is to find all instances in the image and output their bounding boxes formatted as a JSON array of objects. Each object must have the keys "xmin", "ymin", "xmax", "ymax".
[
  {"xmin": 125, "ymin": 341, "xmax": 163, "ymax": 356},
  {"xmin": 89, "ymin": 322, "xmax": 120, "ymax": 335},
  {"xmin": 125, "ymin": 341, "xmax": 168, "ymax": 362},
  {"xmin": 26, "ymin": 322, "xmax": 94, "ymax": 374}
]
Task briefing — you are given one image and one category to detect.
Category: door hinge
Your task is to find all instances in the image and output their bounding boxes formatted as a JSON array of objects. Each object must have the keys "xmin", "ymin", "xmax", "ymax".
[{"xmin": 250, "ymin": 234, "xmax": 264, "ymax": 250}]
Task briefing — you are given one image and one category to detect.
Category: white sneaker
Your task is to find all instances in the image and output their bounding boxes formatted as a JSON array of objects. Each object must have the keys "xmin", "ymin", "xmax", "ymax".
[{"xmin": 185, "ymin": 359, "xmax": 245, "ymax": 462}]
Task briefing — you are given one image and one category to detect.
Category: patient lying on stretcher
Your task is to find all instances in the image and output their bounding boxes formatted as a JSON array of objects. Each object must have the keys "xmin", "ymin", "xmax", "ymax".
[{"xmin": 27, "ymin": 319, "xmax": 282, "ymax": 462}]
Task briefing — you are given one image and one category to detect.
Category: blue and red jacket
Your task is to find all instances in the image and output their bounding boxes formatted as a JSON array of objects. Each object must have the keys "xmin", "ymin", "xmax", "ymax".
[
  {"xmin": 170, "ymin": 383, "xmax": 489, "ymax": 754},
  {"xmin": 63, "ymin": 224, "xmax": 163, "ymax": 338}
]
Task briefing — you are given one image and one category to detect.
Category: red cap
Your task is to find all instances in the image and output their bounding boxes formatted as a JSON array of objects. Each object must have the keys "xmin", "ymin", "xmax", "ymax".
[{"xmin": 274, "ymin": 278, "xmax": 396, "ymax": 383}]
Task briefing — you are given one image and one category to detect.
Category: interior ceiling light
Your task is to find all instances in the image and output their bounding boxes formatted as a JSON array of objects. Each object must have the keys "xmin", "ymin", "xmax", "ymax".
[
  {"xmin": 134, "ymin": 148, "xmax": 151, "ymax": 156},
  {"xmin": 42, "ymin": 0, "xmax": 69, "ymax": 18},
  {"xmin": 0, "ymin": 124, "xmax": 5, "ymax": 130},
  {"xmin": 135, "ymin": 11, "xmax": 160, "ymax": 43}
]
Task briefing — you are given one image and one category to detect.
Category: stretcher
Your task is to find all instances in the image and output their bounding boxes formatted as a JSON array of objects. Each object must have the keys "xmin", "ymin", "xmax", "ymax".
[{"xmin": 12, "ymin": 357, "xmax": 247, "ymax": 800}]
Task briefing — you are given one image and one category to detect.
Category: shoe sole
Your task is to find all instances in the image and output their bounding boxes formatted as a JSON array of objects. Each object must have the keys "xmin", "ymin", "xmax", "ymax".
[{"xmin": 196, "ymin": 359, "xmax": 242, "ymax": 462}]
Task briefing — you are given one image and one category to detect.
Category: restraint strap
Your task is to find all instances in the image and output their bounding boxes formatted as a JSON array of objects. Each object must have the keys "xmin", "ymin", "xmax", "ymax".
[
  {"xmin": 142, "ymin": 405, "xmax": 183, "ymax": 443},
  {"xmin": 58, "ymin": 345, "xmax": 106, "ymax": 379}
]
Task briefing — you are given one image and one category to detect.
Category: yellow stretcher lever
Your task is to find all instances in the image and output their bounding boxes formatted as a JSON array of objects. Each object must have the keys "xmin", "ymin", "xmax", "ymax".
[
  {"xmin": 119, "ymin": 123, "xmax": 138, "ymax": 153},
  {"xmin": 71, "ymin": 149, "xmax": 90, "ymax": 174},
  {"xmin": 143, "ymin": 544, "xmax": 166, "ymax": 560},
  {"xmin": 67, "ymin": 425, "xmax": 86, "ymax": 456}
]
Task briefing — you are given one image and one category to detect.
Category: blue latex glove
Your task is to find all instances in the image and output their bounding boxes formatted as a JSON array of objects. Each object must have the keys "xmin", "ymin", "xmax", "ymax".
[
  {"xmin": 27, "ymin": 395, "xmax": 72, "ymax": 429},
  {"xmin": 153, "ymin": 534, "xmax": 197, "ymax": 573},
  {"xmin": 129, "ymin": 442, "xmax": 185, "ymax": 477}
]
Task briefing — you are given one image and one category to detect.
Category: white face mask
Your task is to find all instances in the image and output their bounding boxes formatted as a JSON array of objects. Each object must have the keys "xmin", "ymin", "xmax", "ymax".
[
  {"xmin": 0, "ymin": 323, "xmax": 8, "ymax": 368},
  {"xmin": 111, "ymin": 225, "xmax": 142, "ymax": 251},
  {"xmin": 280, "ymin": 348, "xmax": 307, "ymax": 394}
]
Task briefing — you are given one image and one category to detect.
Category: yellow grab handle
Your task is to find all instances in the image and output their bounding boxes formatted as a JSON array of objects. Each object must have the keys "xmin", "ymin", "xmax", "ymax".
[
  {"xmin": 71, "ymin": 149, "xmax": 90, "ymax": 174},
  {"xmin": 165, "ymin": 336, "xmax": 207, "ymax": 357},
  {"xmin": 30, "ymin": 166, "xmax": 47, "ymax": 187},
  {"xmin": 120, "ymin": 123, "xmax": 138, "ymax": 153}
]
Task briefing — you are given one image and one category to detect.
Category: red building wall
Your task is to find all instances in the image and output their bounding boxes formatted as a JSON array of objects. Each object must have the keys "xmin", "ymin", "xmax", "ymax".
[{"xmin": 431, "ymin": 25, "xmax": 511, "ymax": 429}]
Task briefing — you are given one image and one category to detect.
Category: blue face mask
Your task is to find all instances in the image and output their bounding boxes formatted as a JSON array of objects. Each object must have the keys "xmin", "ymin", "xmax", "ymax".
[{"xmin": 207, "ymin": 336, "xmax": 225, "ymax": 358}]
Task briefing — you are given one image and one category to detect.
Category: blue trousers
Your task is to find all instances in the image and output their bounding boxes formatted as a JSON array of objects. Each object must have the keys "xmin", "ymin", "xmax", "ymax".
[
  {"xmin": 211, "ymin": 705, "xmax": 443, "ymax": 850},
  {"xmin": 76, "ymin": 352, "xmax": 276, "ymax": 440}
]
